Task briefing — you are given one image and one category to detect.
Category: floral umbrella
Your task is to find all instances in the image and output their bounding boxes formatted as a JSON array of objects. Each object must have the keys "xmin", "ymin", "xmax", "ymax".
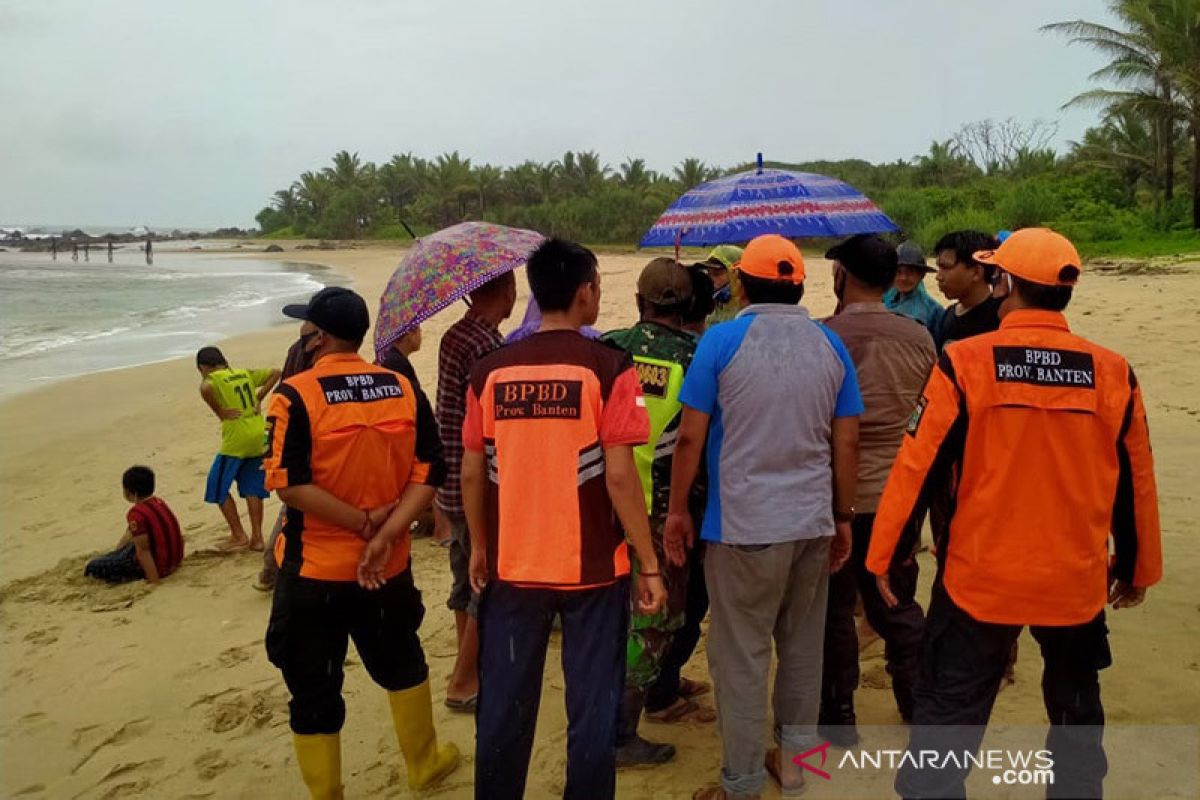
[{"xmin": 374, "ymin": 221, "xmax": 544, "ymax": 358}]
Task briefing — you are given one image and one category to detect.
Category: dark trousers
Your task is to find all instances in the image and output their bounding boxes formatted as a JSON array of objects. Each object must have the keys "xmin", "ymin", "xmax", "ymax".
[
  {"xmin": 475, "ymin": 579, "xmax": 630, "ymax": 800},
  {"xmin": 822, "ymin": 513, "xmax": 924, "ymax": 719},
  {"xmin": 265, "ymin": 569, "xmax": 429, "ymax": 734},
  {"xmin": 646, "ymin": 541, "xmax": 709, "ymax": 712},
  {"xmin": 898, "ymin": 585, "xmax": 1110, "ymax": 799},
  {"xmin": 84, "ymin": 543, "xmax": 144, "ymax": 583}
]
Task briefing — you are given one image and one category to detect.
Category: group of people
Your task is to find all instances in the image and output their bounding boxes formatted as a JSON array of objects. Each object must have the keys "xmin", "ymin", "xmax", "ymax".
[{"xmin": 84, "ymin": 224, "xmax": 1163, "ymax": 800}]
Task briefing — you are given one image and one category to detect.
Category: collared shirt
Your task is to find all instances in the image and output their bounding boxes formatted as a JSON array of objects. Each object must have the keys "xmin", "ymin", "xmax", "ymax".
[
  {"xmin": 462, "ymin": 330, "xmax": 650, "ymax": 589},
  {"xmin": 883, "ymin": 283, "xmax": 944, "ymax": 329},
  {"xmin": 265, "ymin": 352, "xmax": 445, "ymax": 582},
  {"xmin": 436, "ymin": 312, "xmax": 503, "ymax": 517},
  {"xmin": 824, "ymin": 303, "xmax": 937, "ymax": 512},
  {"xmin": 868, "ymin": 309, "xmax": 1163, "ymax": 626},
  {"xmin": 680, "ymin": 304, "xmax": 864, "ymax": 545}
]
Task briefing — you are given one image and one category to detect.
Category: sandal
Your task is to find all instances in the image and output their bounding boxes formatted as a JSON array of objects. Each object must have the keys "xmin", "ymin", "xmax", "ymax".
[
  {"xmin": 764, "ymin": 748, "xmax": 806, "ymax": 798},
  {"xmin": 645, "ymin": 696, "xmax": 717, "ymax": 724},
  {"xmin": 444, "ymin": 694, "xmax": 478, "ymax": 713},
  {"xmin": 678, "ymin": 677, "xmax": 711, "ymax": 698}
]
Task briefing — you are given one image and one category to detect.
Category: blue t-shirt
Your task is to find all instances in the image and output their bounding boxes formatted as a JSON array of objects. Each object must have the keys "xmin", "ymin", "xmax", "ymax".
[{"xmin": 680, "ymin": 304, "xmax": 863, "ymax": 545}]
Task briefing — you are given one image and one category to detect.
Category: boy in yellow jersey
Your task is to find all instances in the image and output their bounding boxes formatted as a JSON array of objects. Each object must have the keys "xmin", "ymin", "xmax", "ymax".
[{"xmin": 197, "ymin": 346, "xmax": 280, "ymax": 550}]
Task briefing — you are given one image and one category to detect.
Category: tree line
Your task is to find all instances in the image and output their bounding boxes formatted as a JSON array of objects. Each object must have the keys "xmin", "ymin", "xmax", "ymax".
[{"xmin": 256, "ymin": 0, "xmax": 1198, "ymax": 250}]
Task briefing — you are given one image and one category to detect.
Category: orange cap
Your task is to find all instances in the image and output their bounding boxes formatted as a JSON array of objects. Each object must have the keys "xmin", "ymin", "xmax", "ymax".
[
  {"xmin": 974, "ymin": 227, "xmax": 1081, "ymax": 287},
  {"xmin": 735, "ymin": 234, "xmax": 806, "ymax": 285}
]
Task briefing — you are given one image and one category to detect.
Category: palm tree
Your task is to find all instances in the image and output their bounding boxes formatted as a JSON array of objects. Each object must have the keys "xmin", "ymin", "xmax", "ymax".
[
  {"xmin": 673, "ymin": 158, "xmax": 713, "ymax": 190},
  {"xmin": 474, "ymin": 165, "xmax": 503, "ymax": 215},
  {"xmin": 1046, "ymin": 0, "xmax": 1200, "ymax": 226},
  {"xmin": 429, "ymin": 152, "xmax": 475, "ymax": 225},
  {"xmin": 377, "ymin": 153, "xmax": 425, "ymax": 215},
  {"xmin": 272, "ymin": 188, "xmax": 299, "ymax": 218},
  {"xmin": 324, "ymin": 150, "xmax": 372, "ymax": 191},
  {"xmin": 293, "ymin": 170, "xmax": 332, "ymax": 217},
  {"xmin": 575, "ymin": 151, "xmax": 610, "ymax": 194},
  {"xmin": 912, "ymin": 140, "xmax": 979, "ymax": 187},
  {"xmin": 535, "ymin": 161, "xmax": 561, "ymax": 203},
  {"xmin": 618, "ymin": 158, "xmax": 650, "ymax": 189},
  {"xmin": 1070, "ymin": 109, "xmax": 1157, "ymax": 203}
]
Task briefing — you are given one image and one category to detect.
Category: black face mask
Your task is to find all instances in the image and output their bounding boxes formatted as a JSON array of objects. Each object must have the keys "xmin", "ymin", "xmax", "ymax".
[{"xmin": 299, "ymin": 330, "xmax": 319, "ymax": 348}]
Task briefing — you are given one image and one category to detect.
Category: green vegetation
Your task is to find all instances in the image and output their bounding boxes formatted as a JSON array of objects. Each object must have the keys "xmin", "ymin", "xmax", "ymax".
[{"xmin": 255, "ymin": 0, "xmax": 1199, "ymax": 258}]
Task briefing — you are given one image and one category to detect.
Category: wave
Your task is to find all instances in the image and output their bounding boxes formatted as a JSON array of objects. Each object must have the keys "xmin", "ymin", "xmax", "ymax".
[{"xmin": 0, "ymin": 273, "xmax": 325, "ymax": 361}]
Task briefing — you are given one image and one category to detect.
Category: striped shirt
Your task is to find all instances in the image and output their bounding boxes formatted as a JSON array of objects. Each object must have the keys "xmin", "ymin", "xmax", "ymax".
[
  {"xmin": 436, "ymin": 312, "xmax": 503, "ymax": 517},
  {"xmin": 127, "ymin": 497, "xmax": 184, "ymax": 578}
]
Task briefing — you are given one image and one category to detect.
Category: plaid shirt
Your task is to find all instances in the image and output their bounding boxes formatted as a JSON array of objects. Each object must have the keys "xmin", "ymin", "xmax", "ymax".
[{"xmin": 436, "ymin": 311, "xmax": 503, "ymax": 516}]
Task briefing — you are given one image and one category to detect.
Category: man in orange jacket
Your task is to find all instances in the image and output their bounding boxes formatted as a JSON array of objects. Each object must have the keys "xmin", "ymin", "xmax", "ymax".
[{"xmin": 867, "ymin": 228, "xmax": 1162, "ymax": 799}]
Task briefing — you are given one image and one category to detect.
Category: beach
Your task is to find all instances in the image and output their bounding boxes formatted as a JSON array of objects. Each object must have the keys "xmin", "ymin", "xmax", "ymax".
[{"xmin": 1, "ymin": 243, "xmax": 1197, "ymax": 799}]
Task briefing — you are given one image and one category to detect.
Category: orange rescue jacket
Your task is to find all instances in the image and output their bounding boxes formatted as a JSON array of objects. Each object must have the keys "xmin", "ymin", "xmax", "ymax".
[
  {"xmin": 867, "ymin": 309, "xmax": 1162, "ymax": 626},
  {"xmin": 264, "ymin": 353, "xmax": 444, "ymax": 582}
]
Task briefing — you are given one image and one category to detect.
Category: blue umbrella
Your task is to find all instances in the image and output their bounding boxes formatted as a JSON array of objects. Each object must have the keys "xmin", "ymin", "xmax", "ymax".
[{"xmin": 640, "ymin": 154, "xmax": 898, "ymax": 249}]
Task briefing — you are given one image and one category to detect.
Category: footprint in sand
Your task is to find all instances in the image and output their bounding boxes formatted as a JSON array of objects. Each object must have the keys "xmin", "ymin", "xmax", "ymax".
[
  {"xmin": 199, "ymin": 686, "xmax": 288, "ymax": 735},
  {"xmin": 193, "ymin": 749, "xmax": 232, "ymax": 782},
  {"xmin": 216, "ymin": 643, "xmax": 256, "ymax": 668},
  {"xmin": 12, "ymin": 784, "xmax": 45, "ymax": 796},
  {"xmin": 71, "ymin": 718, "xmax": 152, "ymax": 775}
]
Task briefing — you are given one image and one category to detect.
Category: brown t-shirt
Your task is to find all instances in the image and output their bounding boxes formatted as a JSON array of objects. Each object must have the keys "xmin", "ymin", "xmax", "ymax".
[{"xmin": 824, "ymin": 303, "xmax": 936, "ymax": 512}]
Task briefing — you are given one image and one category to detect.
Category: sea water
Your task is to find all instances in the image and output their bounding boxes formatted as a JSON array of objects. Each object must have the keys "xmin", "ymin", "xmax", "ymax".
[{"xmin": 0, "ymin": 245, "xmax": 333, "ymax": 398}]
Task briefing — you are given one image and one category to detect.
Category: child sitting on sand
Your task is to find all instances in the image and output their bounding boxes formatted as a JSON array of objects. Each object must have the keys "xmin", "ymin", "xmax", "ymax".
[{"xmin": 84, "ymin": 466, "xmax": 184, "ymax": 584}]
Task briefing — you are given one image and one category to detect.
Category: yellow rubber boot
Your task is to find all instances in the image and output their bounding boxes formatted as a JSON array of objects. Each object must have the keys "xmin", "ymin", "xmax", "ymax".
[
  {"xmin": 292, "ymin": 733, "xmax": 344, "ymax": 799},
  {"xmin": 388, "ymin": 681, "xmax": 461, "ymax": 790}
]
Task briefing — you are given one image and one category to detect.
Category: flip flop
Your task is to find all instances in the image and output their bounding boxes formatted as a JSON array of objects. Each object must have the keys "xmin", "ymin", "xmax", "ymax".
[
  {"xmin": 645, "ymin": 697, "xmax": 717, "ymax": 725},
  {"xmin": 678, "ymin": 678, "xmax": 711, "ymax": 698},
  {"xmin": 444, "ymin": 695, "xmax": 478, "ymax": 713},
  {"xmin": 764, "ymin": 748, "xmax": 807, "ymax": 798}
]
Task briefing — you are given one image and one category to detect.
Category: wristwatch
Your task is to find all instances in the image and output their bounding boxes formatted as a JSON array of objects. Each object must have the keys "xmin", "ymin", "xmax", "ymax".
[{"xmin": 833, "ymin": 508, "xmax": 856, "ymax": 523}]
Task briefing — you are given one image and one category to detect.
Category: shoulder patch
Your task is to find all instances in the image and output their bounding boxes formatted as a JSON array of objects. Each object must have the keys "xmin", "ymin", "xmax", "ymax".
[{"xmin": 906, "ymin": 396, "xmax": 929, "ymax": 437}]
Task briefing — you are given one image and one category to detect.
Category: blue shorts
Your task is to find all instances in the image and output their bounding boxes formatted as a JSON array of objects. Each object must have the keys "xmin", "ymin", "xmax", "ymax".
[{"xmin": 205, "ymin": 454, "xmax": 269, "ymax": 504}]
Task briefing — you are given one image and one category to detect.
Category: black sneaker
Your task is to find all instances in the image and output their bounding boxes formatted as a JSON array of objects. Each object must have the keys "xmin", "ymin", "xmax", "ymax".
[{"xmin": 616, "ymin": 736, "xmax": 676, "ymax": 768}]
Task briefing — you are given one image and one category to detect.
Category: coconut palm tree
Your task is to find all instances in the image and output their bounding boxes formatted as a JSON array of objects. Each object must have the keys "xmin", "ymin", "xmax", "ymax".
[
  {"xmin": 1046, "ymin": 0, "xmax": 1200, "ymax": 226},
  {"xmin": 618, "ymin": 158, "xmax": 650, "ymax": 189},
  {"xmin": 272, "ymin": 188, "xmax": 299, "ymax": 218},
  {"xmin": 673, "ymin": 158, "xmax": 712, "ymax": 190},
  {"xmin": 1070, "ymin": 109, "xmax": 1157, "ymax": 203}
]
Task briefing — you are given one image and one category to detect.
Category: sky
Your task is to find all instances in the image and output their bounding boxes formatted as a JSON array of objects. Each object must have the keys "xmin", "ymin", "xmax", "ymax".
[{"xmin": 0, "ymin": 0, "xmax": 1116, "ymax": 230}]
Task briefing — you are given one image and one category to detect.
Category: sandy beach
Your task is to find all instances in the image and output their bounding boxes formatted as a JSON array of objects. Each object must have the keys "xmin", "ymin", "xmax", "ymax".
[{"xmin": 1, "ymin": 243, "xmax": 1197, "ymax": 799}]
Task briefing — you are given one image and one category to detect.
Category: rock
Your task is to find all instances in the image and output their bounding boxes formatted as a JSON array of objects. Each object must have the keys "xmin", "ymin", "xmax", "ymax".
[{"xmin": 264, "ymin": 244, "xmax": 284, "ymax": 253}]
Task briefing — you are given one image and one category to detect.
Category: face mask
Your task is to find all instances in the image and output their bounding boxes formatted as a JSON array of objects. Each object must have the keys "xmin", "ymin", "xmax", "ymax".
[{"xmin": 714, "ymin": 284, "xmax": 731, "ymax": 304}]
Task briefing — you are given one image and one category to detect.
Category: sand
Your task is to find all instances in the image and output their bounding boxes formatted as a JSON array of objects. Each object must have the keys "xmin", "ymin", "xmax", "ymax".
[{"xmin": 0, "ymin": 243, "xmax": 1197, "ymax": 799}]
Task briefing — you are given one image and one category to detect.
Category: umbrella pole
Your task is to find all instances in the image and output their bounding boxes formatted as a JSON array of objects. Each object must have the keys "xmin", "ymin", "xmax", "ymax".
[{"xmin": 673, "ymin": 229, "xmax": 682, "ymax": 263}]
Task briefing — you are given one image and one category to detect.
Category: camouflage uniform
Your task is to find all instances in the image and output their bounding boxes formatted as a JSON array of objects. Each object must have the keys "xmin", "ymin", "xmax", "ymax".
[{"xmin": 603, "ymin": 322, "xmax": 700, "ymax": 689}]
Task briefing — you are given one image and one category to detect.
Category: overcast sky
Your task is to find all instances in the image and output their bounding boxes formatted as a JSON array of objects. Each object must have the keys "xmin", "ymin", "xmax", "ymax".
[{"xmin": 0, "ymin": 0, "xmax": 1115, "ymax": 229}]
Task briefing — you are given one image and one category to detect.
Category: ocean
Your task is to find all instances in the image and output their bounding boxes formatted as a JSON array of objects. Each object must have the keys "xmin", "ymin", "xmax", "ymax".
[{"xmin": 0, "ymin": 245, "xmax": 333, "ymax": 398}]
